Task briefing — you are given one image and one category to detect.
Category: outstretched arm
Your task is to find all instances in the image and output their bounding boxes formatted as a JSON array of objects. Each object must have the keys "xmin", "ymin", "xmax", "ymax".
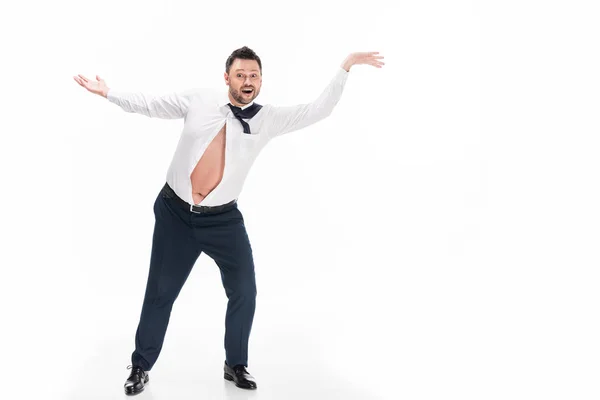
[
  {"xmin": 265, "ymin": 51, "xmax": 385, "ymax": 138},
  {"xmin": 73, "ymin": 74, "xmax": 195, "ymax": 119}
]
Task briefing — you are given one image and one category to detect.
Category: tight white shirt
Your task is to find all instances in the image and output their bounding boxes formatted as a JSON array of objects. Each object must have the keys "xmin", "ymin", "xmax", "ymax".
[{"xmin": 106, "ymin": 67, "xmax": 349, "ymax": 206}]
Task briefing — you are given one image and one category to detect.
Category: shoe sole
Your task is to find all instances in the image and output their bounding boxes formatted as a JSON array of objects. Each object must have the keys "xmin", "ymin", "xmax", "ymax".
[
  {"xmin": 124, "ymin": 376, "xmax": 149, "ymax": 396},
  {"xmin": 224, "ymin": 372, "xmax": 257, "ymax": 390}
]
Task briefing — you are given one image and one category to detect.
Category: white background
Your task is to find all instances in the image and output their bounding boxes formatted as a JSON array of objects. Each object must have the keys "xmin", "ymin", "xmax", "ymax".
[{"xmin": 1, "ymin": 0, "xmax": 599, "ymax": 399}]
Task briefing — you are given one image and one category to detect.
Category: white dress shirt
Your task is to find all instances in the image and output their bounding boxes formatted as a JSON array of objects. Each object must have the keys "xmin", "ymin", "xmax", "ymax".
[{"xmin": 106, "ymin": 66, "xmax": 349, "ymax": 206}]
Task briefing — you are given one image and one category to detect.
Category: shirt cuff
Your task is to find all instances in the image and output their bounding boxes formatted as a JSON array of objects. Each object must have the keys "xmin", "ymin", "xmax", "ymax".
[
  {"xmin": 106, "ymin": 89, "xmax": 118, "ymax": 102},
  {"xmin": 336, "ymin": 66, "xmax": 350, "ymax": 82}
]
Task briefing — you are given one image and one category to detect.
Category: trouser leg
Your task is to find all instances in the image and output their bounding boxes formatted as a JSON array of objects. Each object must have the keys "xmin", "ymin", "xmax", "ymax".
[
  {"xmin": 196, "ymin": 206, "xmax": 257, "ymax": 367},
  {"xmin": 131, "ymin": 191, "xmax": 202, "ymax": 371}
]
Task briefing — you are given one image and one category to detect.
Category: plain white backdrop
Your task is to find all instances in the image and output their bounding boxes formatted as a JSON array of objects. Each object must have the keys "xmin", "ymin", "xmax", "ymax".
[{"xmin": 1, "ymin": 0, "xmax": 599, "ymax": 399}]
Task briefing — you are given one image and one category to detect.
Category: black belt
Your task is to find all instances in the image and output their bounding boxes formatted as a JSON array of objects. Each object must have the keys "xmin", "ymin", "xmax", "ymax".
[{"xmin": 161, "ymin": 182, "xmax": 237, "ymax": 214}]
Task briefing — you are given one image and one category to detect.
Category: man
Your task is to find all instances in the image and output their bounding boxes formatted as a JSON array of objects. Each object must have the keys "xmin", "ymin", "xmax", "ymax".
[{"xmin": 73, "ymin": 46, "xmax": 384, "ymax": 396}]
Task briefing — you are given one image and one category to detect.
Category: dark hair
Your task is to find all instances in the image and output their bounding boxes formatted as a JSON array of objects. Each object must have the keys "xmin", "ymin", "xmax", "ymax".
[{"xmin": 225, "ymin": 46, "xmax": 262, "ymax": 75}]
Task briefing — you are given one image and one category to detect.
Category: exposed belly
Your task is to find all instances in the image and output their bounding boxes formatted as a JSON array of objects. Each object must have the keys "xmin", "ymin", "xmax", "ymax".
[{"xmin": 190, "ymin": 124, "xmax": 226, "ymax": 204}]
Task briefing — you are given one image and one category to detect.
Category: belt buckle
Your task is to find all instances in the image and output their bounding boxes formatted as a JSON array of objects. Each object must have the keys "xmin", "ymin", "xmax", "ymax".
[{"xmin": 190, "ymin": 204, "xmax": 203, "ymax": 214}]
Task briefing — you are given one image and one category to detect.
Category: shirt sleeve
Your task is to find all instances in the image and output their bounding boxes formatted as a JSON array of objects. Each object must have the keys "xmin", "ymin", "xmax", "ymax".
[
  {"xmin": 106, "ymin": 88, "xmax": 199, "ymax": 119},
  {"xmin": 264, "ymin": 67, "xmax": 349, "ymax": 137}
]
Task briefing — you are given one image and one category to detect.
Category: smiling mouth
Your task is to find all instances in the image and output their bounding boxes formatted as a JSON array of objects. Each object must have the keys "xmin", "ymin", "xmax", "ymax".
[{"xmin": 241, "ymin": 88, "xmax": 254, "ymax": 95}]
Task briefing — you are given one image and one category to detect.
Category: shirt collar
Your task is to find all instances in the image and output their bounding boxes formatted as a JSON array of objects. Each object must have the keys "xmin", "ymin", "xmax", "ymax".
[{"xmin": 238, "ymin": 101, "xmax": 254, "ymax": 110}]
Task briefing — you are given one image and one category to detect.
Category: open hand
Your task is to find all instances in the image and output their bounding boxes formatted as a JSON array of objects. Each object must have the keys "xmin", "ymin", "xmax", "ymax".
[
  {"xmin": 73, "ymin": 74, "xmax": 110, "ymax": 97},
  {"xmin": 341, "ymin": 52, "xmax": 385, "ymax": 72}
]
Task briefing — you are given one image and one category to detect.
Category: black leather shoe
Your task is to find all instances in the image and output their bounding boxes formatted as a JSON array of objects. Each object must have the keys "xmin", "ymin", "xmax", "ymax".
[
  {"xmin": 224, "ymin": 361, "xmax": 257, "ymax": 390},
  {"xmin": 124, "ymin": 365, "xmax": 149, "ymax": 396}
]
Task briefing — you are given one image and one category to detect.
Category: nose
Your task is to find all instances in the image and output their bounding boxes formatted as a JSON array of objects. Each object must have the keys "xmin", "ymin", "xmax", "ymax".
[{"xmin": 243, "ymin": 77, "xmax": 252, "ymax": 86}]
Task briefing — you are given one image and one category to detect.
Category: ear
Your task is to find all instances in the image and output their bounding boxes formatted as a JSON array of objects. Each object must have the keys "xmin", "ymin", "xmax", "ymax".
[{"xmin": 224, "ymin": 72, "xmax": 229, "ymax": 86}]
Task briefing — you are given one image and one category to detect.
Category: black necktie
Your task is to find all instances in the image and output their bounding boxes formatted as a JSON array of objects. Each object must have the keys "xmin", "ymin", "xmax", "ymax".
[{"xmin": 228, "ymin": 102, "xmax": 263, "ymax": 134}]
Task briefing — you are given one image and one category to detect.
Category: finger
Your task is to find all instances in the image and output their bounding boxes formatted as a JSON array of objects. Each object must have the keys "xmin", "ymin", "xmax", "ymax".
[
  {"xmin": 96, "ymin": 75, "xmax": 103, "ymax": 81},
  {"xmin": 78, "ymin": 74, "xmax": 89, "ymax": 82},
  {"xmin": 365, "ymin": 56, "xmax": 384, "ymax": 64},
  {"xmin": 73, "ymin": 76, "xmax": 84, "ymax": 86}
]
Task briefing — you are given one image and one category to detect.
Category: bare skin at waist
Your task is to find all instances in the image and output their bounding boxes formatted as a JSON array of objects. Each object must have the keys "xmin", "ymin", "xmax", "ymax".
[{"xmin": 190, "ymin": 124, "xmax": 226, "ymax": 204}]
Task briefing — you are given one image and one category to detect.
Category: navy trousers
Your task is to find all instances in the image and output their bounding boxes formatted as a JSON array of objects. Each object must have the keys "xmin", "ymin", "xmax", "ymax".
[{"xmin": 131, "ymin": 183, "xmax": 257, "ymax": 371}]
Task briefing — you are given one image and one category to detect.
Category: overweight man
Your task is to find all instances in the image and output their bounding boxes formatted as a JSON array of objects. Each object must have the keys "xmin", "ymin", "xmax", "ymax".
[{"xmin": 73, "ymin": 46, "xmax": 384, "ymax": 396}]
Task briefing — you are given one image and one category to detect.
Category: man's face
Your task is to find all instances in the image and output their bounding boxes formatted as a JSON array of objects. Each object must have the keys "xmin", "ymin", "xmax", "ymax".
[{"xmin": 225, "ymin": 58, "xmax": 262, "ymax": 106}]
